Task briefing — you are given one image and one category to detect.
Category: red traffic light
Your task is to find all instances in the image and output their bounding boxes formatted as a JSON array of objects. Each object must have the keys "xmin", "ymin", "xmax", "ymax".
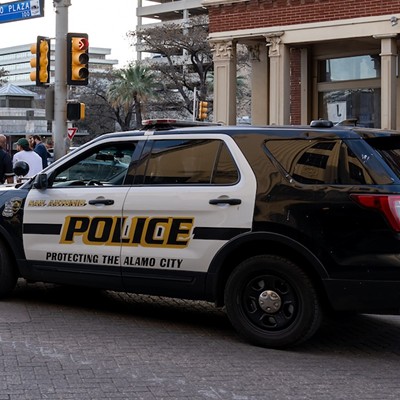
[
  {"xmin": 67, "ymin": 33, "xmax": 89, "ymax": 86},
  {"xmin": 75, "ymin": 37, "xmax": 89, "ymax": 51}
]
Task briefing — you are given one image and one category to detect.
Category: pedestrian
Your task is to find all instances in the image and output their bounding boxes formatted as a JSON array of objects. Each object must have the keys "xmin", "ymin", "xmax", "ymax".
[
  {"xmin": 45, "ymin": 137, "xmax": 54, "ymax": 164},
  {"xmin": 45, "ymin": 137, "xmax": 54, "ymax": 150},
  {"xmin": 30, "ymin": 135, "xmax": 51, "ymax": 168},
  {"xmin": 0, "ymin": 134, "xmax": 14, "ymax": 184},
  {"xmin": 12, "ymin": 138, "xmax": 42, "ymax": 178}
]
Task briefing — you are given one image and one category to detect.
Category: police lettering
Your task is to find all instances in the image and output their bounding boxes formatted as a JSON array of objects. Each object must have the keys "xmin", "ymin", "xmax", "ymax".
[
  {"xmin": 48, "ymin": 199, "xmax": 86, "ymax": 207},
  {"xmin": 160, "ymin": 258, "xmax": 182, "ymax": 268},
  {"xmin": 46, "ymin": 252, "xmax": 99, "ymax": 263},
  {"xmin": 122, "ymin": 256, "xmax": 182, "ymax": 268},
  {"xmin": 28, "ymin": 200, "xmax": 46, "ymax": 207},
  {"xmin": 60, "ymin": 216, "xmax": 194, "ymax": 248},
  {"xmin": 123, "ymin": 257, "xmax": 156, "ymax": 267}
]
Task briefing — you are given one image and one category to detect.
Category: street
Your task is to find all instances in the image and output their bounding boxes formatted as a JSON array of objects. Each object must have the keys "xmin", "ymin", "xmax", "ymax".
[{"xmin": 0, "ymin": 279, "xmax": 399, "ymax": 400}]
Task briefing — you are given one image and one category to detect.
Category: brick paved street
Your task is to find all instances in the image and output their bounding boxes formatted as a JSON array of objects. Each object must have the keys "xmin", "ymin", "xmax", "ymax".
[{"xmin": 0, "ymin": 279, "xmax": 399, "ymax": 399}]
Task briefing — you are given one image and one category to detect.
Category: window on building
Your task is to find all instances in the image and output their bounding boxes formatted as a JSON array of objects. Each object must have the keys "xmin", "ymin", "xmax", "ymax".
[
  {"xmin": 8, "ymin": 98, "xmax": 32, "ymax": 108},
  {"xmin": 317, "ymin": 55, "xmax": 381, "ymax": 128},
  {"xmin": 319, "ymin": 55, "xmax": 380, "ymax": 82}
]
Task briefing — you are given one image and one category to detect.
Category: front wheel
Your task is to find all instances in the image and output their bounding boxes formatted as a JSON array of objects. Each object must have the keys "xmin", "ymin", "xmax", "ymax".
[{"xmin": 224, "ymin": 255, "xmax": 321, "ymax": 348}]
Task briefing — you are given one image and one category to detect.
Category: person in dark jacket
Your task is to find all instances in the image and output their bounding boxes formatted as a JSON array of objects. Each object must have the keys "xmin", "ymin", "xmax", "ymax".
[
  {"xmin": 30, "ymin": 135, "xmax": 51, "ymax": 168},
  {"xmin": 0, "ymin": 135, "xmax": 14, "ymax": 184}
]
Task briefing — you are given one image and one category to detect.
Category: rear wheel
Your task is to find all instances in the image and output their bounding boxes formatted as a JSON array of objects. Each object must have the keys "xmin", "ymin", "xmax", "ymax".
[
  {"xmin": 0, "ymin": 241, "xmax": 18, "ymax": 298},
  {"xmin": 224, "ymin": 255, "xmax": 321, "ymax": 348}
]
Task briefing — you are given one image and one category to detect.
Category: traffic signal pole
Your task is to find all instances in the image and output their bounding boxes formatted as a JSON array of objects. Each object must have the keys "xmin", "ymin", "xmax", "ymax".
[{"xmin": 53, "ymin": 0, "xmax": 70, "ymax": 161}]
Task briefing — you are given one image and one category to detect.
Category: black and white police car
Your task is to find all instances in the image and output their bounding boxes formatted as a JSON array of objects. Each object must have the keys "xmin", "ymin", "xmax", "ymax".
[{"xmin": 3, "ymin": 119, "xmax": 400, "ymax": 348}]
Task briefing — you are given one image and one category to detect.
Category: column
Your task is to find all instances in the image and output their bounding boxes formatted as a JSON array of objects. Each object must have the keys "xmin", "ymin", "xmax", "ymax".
[
  {"xmin": 265, "ymin": 32, "xmax": 290, "ymax": 125},
  {"xmin": 210, "ymin": 40, "xmax": 237, "ymax": 125},
  {"xmin": 247, "ymin": 42, "xmax": 269, "ymax": 125},
  {"xmin": 300, "ymin": 48, "xmax": 310, "ymax": 125},
  {"xmin": 374, "ymin": 34, "xmax": 397, "ymax": 129}
]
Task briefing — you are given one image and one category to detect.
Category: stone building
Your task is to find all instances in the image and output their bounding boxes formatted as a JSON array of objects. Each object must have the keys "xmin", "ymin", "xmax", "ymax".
[
  {"xmin": 204, "ymin": 0, "xmax": 400, "ymax": 129},
  {"xmin": 0, "ymin": 84, "xmax": 48, "ymax": 153}
]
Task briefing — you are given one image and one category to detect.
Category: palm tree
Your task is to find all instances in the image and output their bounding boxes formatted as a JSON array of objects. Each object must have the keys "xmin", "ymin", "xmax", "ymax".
[{"xmin": 107, "ymin": 63, "xmax": 157, "ymax": 130}]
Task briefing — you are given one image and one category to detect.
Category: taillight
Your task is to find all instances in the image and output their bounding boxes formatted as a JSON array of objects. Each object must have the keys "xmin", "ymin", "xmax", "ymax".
[{"xmin": 350, "ymin": 194, "xmax": 400, "ymax": 232}]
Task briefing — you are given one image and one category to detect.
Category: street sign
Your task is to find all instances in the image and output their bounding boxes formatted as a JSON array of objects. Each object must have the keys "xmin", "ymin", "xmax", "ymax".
[
  {"xmin": 0, "ymin": 0, "xmax": 44, "ymax": 24},
  {"xmin": 67, "ymin": 127, "xmax": 77, "ymax": 140}
]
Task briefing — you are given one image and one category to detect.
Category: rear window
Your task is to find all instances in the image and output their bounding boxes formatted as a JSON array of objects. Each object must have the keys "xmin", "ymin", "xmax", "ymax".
[
  {"xmin": 265, "ymin": 139, "xmax": 374, "ymax": 185},
  {"xmin": 365, "ymin": 136, "xmax": 400, "ymax": 179}
]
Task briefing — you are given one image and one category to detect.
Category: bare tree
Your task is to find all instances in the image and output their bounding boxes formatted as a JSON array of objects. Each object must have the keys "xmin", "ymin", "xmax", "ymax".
[
  {"xmin": 130, "ymin": 16, "xmax": 213, "ymax": 116},
  {"xmin": 70, "ymin": 74, "xmax": 117, "ymax": 141}
]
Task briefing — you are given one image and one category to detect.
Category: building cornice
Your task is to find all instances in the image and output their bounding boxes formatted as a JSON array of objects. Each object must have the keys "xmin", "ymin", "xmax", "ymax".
[
  {"xmin": 208, "ymin": 13, "xmax": 400, "ymax": 43},
  {"xmin": 203, "ymin": 0, "xmax": 244, "ymax": 5}
]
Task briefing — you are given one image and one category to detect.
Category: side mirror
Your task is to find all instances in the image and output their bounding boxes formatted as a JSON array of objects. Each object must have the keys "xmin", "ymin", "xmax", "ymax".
[
  {"xmin": 13, "ymin": 161, "xmax": 29, "ymax": 177},
  {"xmin": 33, "ymin": 173, "xmax": 48, "ymax": 189}
]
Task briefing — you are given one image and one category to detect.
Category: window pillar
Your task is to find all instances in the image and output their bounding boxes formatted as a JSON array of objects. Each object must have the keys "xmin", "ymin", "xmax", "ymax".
[
  {"xmin": 300, "ymin": 48, "xmax": 310, "ymax": 125},
  {"xmin": 247, "ymin": 43, "xmax": 269, "ymax": 125},
  {"xmin": 374, "ymin": 33, "xmax": 397, "ymax": 129},
  {"xmin": 210, "ymin": 40, "xmax": 237, "ymax": 125},
  {"xmin": 265, "ymin": 32, "xmax": 290, "ymax": 125}
]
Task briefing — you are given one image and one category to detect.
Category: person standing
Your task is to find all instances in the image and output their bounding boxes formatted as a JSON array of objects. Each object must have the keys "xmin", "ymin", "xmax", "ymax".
[
  {"xmin": 0, "ymin": 135, "xmax": 14, "ymax": 184},
  {"xmin": 12, "ymin": 138, "xmax": 42, "ymax": 178},
  {"xmin": 30, "ymin": 135, "xmax": 51, "ymax": 168},
  {"xmin": 45, "ymin": 137, "xmax": 54, "ymax": 164}
]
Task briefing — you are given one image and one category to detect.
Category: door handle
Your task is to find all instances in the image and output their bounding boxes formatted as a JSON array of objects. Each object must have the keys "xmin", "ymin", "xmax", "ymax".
[
  {"xmin": 209, "ymin": 198, "xmax": 241, "ymax": 205},
  {"xmin": 89, "ymin": 199, "xmax": 114, "ymax": 206}
]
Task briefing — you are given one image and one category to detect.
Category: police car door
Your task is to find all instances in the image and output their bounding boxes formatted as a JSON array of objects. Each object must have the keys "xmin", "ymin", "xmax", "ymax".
[
  {"xmin": 121, "ymin": 134, "xmax": 257, "ymax": 297},
  {"xmin": 22, "ymin": 140, "xmax": 140, "ymax": 288}
]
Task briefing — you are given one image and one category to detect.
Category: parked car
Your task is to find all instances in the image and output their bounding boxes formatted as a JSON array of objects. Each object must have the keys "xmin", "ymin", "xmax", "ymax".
[{"xmin": 1, "ymin": 119, "xmax": 400, "ymax": 348}]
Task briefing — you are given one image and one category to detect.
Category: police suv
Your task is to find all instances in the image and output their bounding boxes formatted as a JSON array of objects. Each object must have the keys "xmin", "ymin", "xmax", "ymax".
[{"xmin": 3, "ymin": 120, "xmax": 400, "ymax": 348}]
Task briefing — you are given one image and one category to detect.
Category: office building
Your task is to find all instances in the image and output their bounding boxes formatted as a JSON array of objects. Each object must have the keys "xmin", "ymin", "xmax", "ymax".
[{"xmin": 136, "ymin": 0, "xmax": 208, "ymax": 59}]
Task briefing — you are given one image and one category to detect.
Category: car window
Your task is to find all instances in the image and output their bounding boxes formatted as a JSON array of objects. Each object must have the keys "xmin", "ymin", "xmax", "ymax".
[
  {"xmin": 365, "ymin": 136, "xmax": 400, "ymax": 179},
  {"xmin": 265, "ymin": 139, "xmax": 374, "ymax": 185},
  {"xmin": 51, "ymin": 143, "xmax": 137, "ymax": 187},
  {"xmin": 140, "ymin": 139, "xmax": 239, "ymax": 185}
]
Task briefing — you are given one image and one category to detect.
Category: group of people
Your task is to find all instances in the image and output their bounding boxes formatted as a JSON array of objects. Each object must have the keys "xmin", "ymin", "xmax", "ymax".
[{"xmin": 0, "ymin": 134, "xmax": 52, "ymax": 184}]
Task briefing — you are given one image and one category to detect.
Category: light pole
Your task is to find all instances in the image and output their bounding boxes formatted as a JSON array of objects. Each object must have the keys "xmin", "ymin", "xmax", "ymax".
[{"xmin": 53, "ymin": 0, "xmax": 70, "ymax": 160}]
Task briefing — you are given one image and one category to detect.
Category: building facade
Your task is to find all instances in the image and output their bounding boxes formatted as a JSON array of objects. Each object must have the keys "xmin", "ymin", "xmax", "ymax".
[
  {"xmin": 204, "ymin": 0, "xmax": 400, "ymax": 129},
  {"xmin": 0, "ymin": 84, "xmax": 48, "ymax": 153},
  {"xmin": 136, "ymin": 0, "xmax": 208, "ymax": 59}
]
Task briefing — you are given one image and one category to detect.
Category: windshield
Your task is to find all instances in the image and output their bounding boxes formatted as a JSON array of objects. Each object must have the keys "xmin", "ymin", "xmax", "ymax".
[{"xmin": 51, "ymin": 144, "xmax": 135, "ymax": 187}]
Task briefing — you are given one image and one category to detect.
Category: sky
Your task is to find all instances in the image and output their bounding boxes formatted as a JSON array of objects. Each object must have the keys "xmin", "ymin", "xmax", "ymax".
[{"xmin": 0, "ymin": 0, "xmax": 137, "ymax": 67}]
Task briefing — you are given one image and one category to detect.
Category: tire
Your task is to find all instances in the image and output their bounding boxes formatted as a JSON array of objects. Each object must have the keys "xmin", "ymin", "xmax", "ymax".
[
  {"xmin": 224, "ymin": 255, "xmax": 322, "ymax": 349},
  {"xmin": 0, "ymin": 241, "xmax": 18, "ymax": 298}
]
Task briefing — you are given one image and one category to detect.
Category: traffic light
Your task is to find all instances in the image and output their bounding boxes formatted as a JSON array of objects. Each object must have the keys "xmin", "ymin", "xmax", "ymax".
[
  {"xmin": 67, "ymin": 102, "xmax": 85, "ymax": 121},
  {"xmin": 67, "ymin": 33, "xmax": 89, "ymax": 86},
  {"xmin": 198, "ymin": 101, "xmax": 208, "ymax": 120},
  {"xmin": 30, "ymin": 36, "xmax": 50, "ymax": 86}
]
